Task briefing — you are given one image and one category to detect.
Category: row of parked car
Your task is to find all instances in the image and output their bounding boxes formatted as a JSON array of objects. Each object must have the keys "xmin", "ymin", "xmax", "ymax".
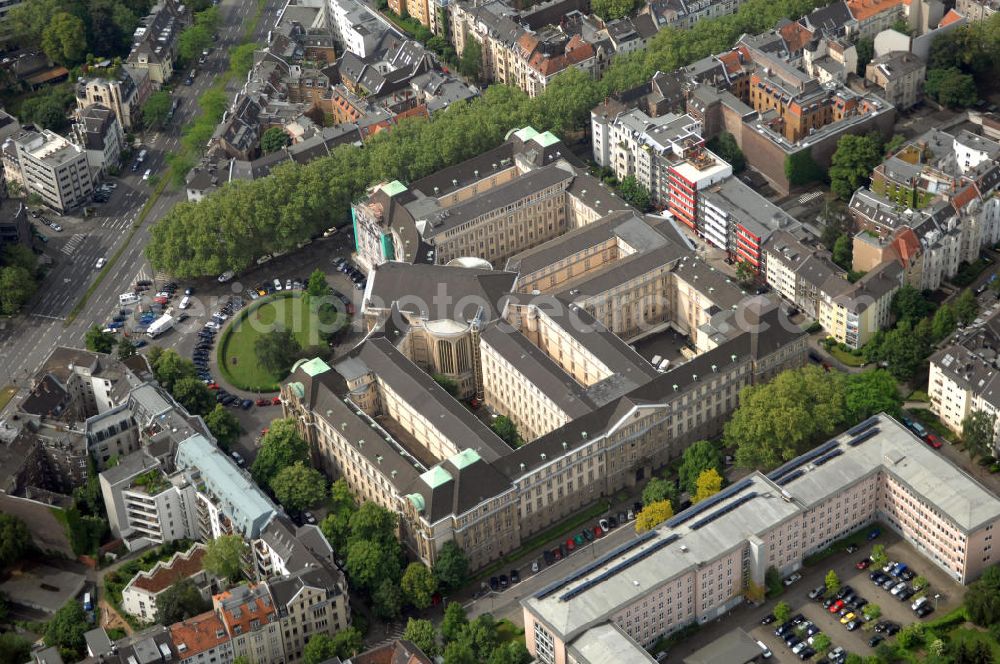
[
  {"xmin": 192, "ymin": 299, "xmax": 254, "ymax": 411},
  {"xmin": 541, "ymin": 506, "xmax": 641, "ymax": 567},
  {"xmin": 770, "ymin": 614, "xmax": 821, "ymax": 661},
  {"xmin": 333, "ymin": 257, "xmax": 367, "ymax": 290},
  {"xmin": 868, "ymin": 558, "xmax": 934, "ymax": 617}
]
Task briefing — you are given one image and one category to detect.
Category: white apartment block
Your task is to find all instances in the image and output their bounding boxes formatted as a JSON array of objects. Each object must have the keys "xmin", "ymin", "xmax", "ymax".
[
  {"xmin": 14, "ymin": 129, "xmax": 94, "ymax": 212},
  {"xmin": 121, "ymin": 544, "xmax": 213, "ymax": 622},
  {"xmin": 522, "ymin": 414, "xmax": 1000, "ymax": 664}
]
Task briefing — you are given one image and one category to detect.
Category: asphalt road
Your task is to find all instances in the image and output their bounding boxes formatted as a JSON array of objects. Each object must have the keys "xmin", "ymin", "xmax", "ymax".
[{"xmin": 0, "ymin": 0, "xmax": 283, "ymax": 401}]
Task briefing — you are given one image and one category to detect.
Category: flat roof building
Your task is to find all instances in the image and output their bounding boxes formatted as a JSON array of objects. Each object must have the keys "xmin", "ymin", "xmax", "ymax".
[
  {"xmin": 522, "ymin": 413, "xmax": 1000, "ymax": 663},
  {"xmin": 13, "ymin": 129, "xmax": 94, "ymax": 212}
]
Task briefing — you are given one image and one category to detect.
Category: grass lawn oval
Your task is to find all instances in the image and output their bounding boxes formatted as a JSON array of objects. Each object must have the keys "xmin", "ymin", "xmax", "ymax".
[{"xmin": 217, "ymin": 292, "xmax": 336, "ymax": 392}]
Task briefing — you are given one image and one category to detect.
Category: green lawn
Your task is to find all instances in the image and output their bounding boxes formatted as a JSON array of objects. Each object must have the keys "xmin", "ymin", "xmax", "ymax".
[
  {"xmin": 218, "ymin": 293, "xmax": 339, "ymax": 392},
  {"xmin": 827, "ymin": 346, "xmax": 866, "ymax": 367}
]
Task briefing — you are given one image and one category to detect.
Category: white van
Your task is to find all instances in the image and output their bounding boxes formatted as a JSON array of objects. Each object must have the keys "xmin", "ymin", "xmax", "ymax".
[
  {"xmin": 651, "ymin": 354, "xmax": 662, "ymax": 367},
  {"xmin": 179, "ymin": 296, "xmax": 191, "ymax": 309},
  {"xmin": 119, "ymin": 292, "xmax": 139, "ymax": 305},
  {"xmin": 658, "ymin": 359, "xmax": 670, "ymax": 371},
  {"xmin": 755, "ymin": 640, "xmax": 772, "ymax": 659}
]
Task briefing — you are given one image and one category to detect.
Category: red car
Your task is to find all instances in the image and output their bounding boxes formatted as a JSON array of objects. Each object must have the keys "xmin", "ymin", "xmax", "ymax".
[
  {"xmin": 552, "ymin": 547, "xmax": 562, "ymax": 561},
  {"xmin": 926, "ymin": 434, "xmax": 943, "ymax": 449},
  {"xmin": 829, "ymin": 600, "xmax": 845, "ymax": 613},
  {"xmin": 271, "ymin": 396, "xmax": 281, "ymax": 405},
  {"xmin": 256, "ymin": 398, "xmax": 270, "ymax": 406},
  {"xmin": 593, "ymin": 526, "xmax": 604, "ymax": 538},
  {"xmin": 856, "ymin": 559, "xmax": 871, "ymax": 570},
  {"xmin": 207, "ymin": 382, "xmax": 220, "ymax": 390},
  {"xmin": 566, "ymin": 538, "xmax": 576, "ymax": 552},
  {"xmin": 153, "ymin": 296, "xmax": 168, "ymax": 305}
]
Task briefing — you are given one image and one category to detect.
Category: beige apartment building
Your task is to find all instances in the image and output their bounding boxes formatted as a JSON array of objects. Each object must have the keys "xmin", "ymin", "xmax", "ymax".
[
  {"xmin": 269, "ymin": 567, "xmax": 351, "ymax": 663},
  {"xmin": 214, "ymin": 585, "xmax": 285, "ymax": 664},
  {"xmin": 522, "ymin": 414, "xmax": 1000, "ymax": 664},
  {"xmin": 865, "ymin": 51, "xmax": 926, "ymax": 110}
]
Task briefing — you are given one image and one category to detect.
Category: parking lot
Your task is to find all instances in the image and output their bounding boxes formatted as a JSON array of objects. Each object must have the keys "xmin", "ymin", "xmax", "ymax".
[{"xmin": 667, "ymin": 528, "xmax": 964, "ymax": 663}]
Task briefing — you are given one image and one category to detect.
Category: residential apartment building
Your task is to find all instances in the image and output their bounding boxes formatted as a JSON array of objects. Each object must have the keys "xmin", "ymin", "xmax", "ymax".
[
  {"xmin": 642, "ymin": 0, "xmax": 750, "ymax": 30},
  {"xmin": 269, "ymin": 566, "xmax": 351, "ymax": 662},
  {"xmin": 73, "ymin": 104, "xmax": 125, "ymax": 177},
  {"xmin": 170, "ymin": 611, "xmax": 234, "ymax": 664},
  {"xmin": 928, "ymin": 309, "xmax": 1000, "ymax": 449},
  {"xmin": 764, "ymin": 229, "xmax": 902, "ymax": 348},
  {"xmin": 522, "ymin": 414, "xmax": 1000, "ymax": 664},
  {"xmin": 590, "ymin": 109, "xmax": 732, "ymax": 217},
  {"xmin": 956, "ymin": 0, "xmax": 999, "ymax": 21},
  {"xmin": 214, "ymin": 585, "xmax": 285, "ymax": 664},
  {"xmin": 865, "ymin": 51, "xmax": 926, "ymax": 110},
  {"xmin": 351, "ymin": 127, "xmax": 632, "ymax": 272},
  {"xmin": 846, "ymin": 0, "xmax": 906, "ymax": 37},
  {"xmin": 126, "ymin": 0, "xmax": 191, "ymax": 86},
  {"xmin": 13, "ymin": 129, "xmax": 94, "ymax": 212},
  {"xmin": 121, "ymin": 544, "xmax": 213, "ymax": 622},
  {"xmin": 75, "ymin": 69, "xmax": 150, "ymax": 131}
]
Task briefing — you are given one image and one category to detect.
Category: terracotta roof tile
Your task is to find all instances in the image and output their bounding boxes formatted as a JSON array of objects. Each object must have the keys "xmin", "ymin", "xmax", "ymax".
[
  {"xmin": 170, "ymin": 611, "xmax": 230, "ymax": 659},
  {"xmin": 847, "ymin": 0, "xmax": 905, "ymax": 21},
  {"xmin": 952, "ymin": 183, "xmax": 979, "ymax": 209},
  {"xmin": 938, "ymin": 8, "xmax": 963, "ymax": 26}
]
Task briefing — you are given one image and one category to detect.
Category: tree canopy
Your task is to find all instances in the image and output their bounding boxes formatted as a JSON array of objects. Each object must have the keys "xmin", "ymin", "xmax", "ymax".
[
  {"xmin": 693, "ymin": 468, "xmax": 723, "ymax": 503},
  {"xmin": 962, "ymin": 410, "xmax": 996, "ymax": 461},
  {"xmin": 156, "ymin": 579, "xmax": 211, "ymax": 625},
  {"xmin": 45, "ymin": 601, "xmax": 89, "ymax": 660},
  {"xmin": 261, "ymin": 127, "xmax": 291, "ymax": 154},
  {"xmin": 269, "ymin": 462, "xmax": 327, "ymax": 512},
  {"xmin": 490, "ymin": 415, "xmax": 522, "ymax": 447},
  {"xmin": 635, "ymin": 500, "xmax": 673, "ymax": 533},
  {"xmin": 203, "ymin": 535, "xmax": 245, "ymax": 582},
  {"xmin": 204, "ymin": 404, "xmax": 241, "ymax": 450},
  {"xmin": 433, "ymin": 540, "xmax": 470, "ymax": 592},
  {"xmin": 151, "ymin": 349, "xmax": 197, "ymax": 393},
  {"xmin": 251, "ymin": 418, "xmax": 310, "ymax": 485},
  {"xmin": 172, "ymin": 377, "xmax": 215, "ymax": 416},
  {"xmin": 0, "ymin": 514, "xmax": 31, "ymax": 569},
  {"xmin": 678, "ymin": 440, "xmax": 722, "ymax": 496},
  {"xmin": 401, "ymin": 562, "xmax": 438, "ymax": 610},
  {"xmin": 965, "ymin": 564, "xmax": 1000, "ymax": 627},
  {"xmin": 707, "ymin": 132, "xmax": 745, "ymax": 172},
  {"xmin": 829, "ymin": 133, "xmax": 884, "ymax": 201},
  {"xmin": 642, "ymin": 477, "xmax": 677, "ymax": 506},
  {"xmin": 591, "ymin": 0, "xmax": 639, "ymax": 19},
  {"xmin": 85, "ymin": 325, "xmax": 117, "ymax": 354},
  {"xmin": 255, "ymin": 327, "xmax": 302, "ymax": 376},
  {"xmin": 143, "ymin": 91, "xmax": 173, "ymax": 129},
  {"xmin": 403, "ymin": 618, "xmax": 438, "ymax": 657},
  {"xmin": 925, "ymin": 68, "xmax": 979, "ymax": 108}
]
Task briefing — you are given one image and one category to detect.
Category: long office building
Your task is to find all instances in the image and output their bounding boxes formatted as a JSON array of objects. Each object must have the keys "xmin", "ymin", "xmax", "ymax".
[
  {"xmin": 12, "ymin": 129, "xmax": 94, "ymax": 212},
  {"xmin": 522, "ymin": 413, "xmax": 1000, "ymax": 664}
]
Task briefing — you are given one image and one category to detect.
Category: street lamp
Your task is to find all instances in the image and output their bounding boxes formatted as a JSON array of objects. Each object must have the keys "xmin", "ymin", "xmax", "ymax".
[{"xmin": 934, "ymin": 593, "xmax": 941, "ymax": 610}]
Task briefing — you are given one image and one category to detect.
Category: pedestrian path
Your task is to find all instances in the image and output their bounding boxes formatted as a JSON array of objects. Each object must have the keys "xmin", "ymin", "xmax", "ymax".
[{"xmin": 61, "ymin": 234, "xmax": 86, "ymax": 255}]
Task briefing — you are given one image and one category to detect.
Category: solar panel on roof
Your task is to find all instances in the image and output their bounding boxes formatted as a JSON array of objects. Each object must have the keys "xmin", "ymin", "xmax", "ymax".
[
  {"xmin": 767, "ymin": 439, "xmax": 840, "ymax": 482},
  {"xmin": 846, "ymin": 416, "xmax": 879, "ymax": 437},
  {"xmin": 812, "ymin": 448, "xmax": 844, "ymax": 466},
  {"xmin": 664, "ymin": 477, "xmax": 753, "ymax": 528},
  {"xmin": 848, "ymin": 428, "xmax": 879, "ymax": 447},
  {"xmin": 776, "ymin": 469, "xmax": 805, "ymax": 486},
  {"xmin": 533, "ymin": 531, "xmax": 657, "ymax": 600},
  {"xmin": 689, "ymin": 492, "xmax": 758, "ymax": 530},
  {"xmin": 558, "ymin": 534, "xmax": 681, "ymax": 602}
]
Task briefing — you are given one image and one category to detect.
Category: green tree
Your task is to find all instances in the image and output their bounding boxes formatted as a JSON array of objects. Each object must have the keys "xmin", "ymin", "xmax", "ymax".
[
  {"xmin": 617, "ymin": 175, "xmax": 651, "ymax": 211},
  {"xmin": 871, "ymin": 544, "xmax": 888, "ymax": 568},
  {"xmin": 401, "ymin": 562, "xmax": 438, "ymax": 610},
  {"xmin": 925, "ymin": 68, "xmax": 979, "ymax": 108},
  {"xmin": 403, "ymin": 618, "xmax": 438, "ymax": 656},
  {"xmin": 462, "ymin": 614, "xmax": 499, "ymax": 659},
  {"xmin": 829, "ymin": 133, "xmax": 883, "ymax": 200},
  {"xmin": 0, "ymin": 514, "xmax": 30, "ymax": 568},
  {"xmin": 177, "ymin": 24, "xmax": 212, "ymax": 63},
  {"xmin": 458, "ymin": 35, "xmax": 482, "ymax": 79},
  {"xmin": 152, "ymin": 349, "xmax": 197, "ymax": 392},
  {"xmin": 773, "ymin": 600, "xmax": 791, "ymax": 623},
  {"xmin": 349, "ymin": 501, "xmax": 398, "ymax": 544},
  {"xmin": 955, "ymin": 288, "xmax": 979, "ymax": 325},
  {"xmin": 811, "ymin": 633, "xmax": 831, "ymax": 653},
  {"xmin": 678, "ymin": 440, "xmax": 722, "ymax": 495},
  {"xmin": 913, "ymin": 575, "xmax": 929, "ymax": 590},
  {"xmin": 229, "ymin": 42, "xmax": 258, "ymax": 78},
  {"xmin": 693, "ymin": 468, "xmax": 722, "ymax": 503},
  {"xmin": 433, "ymin": 540, "xmax": 470, "ymax": 591},
  {"xmin": 591, "ymin": 0, "xmax": 638, "ymax": 19},
  {"xmin": 833, "ymin": 233, "xmax": 853, "ymax": 270},
  {"xmin": 897, "ymin": 623, "xmax": 925, "ymax": 649},
  {"xmin": 855, "ymin": 37, "xmax": 874, "ymax": 75},
  {"xmin": 172, "ymin": 377, "xmax": 215, "ymax": 416},
  {"xmin": 825, "ymin": 569, "xmax": 841, "ymax": 595},
  {"xmin": 269, "ymin": 462, "xmax": 327, "ymax": 512},
  {"xmin": 345, "ymin": 539, "xmax": 401, "ymax": 593},
  {"xmin": 707, "ymin": 132, "xmax": 745, "ymax": 172},
  {"xmin": 303, "ymin": 634, "xmax": 337, "ymax": 664},
  {"xmin": 433, "ymin": 374, "xmax": 459, "ymax": 396},
  {"xmin": 441, "ymin": 602, "xmax": 468, "ymax": 643},
  {"xmin": 965, "ymin": 565, "xmax": 1000, "ymax": 626},
  {"xmin": 143, "ymin": 91, "xmax": 173, "ymax": 129},
  {"xmin": 962, "ymin": 410, "xmax": 996, "ymax": 462},
  {"xmin": 490, "ymin": 415, "xmax": 522, "ymax": 447},
  {"xmin": 156, "ymin": 579, "xmax": 211, "ymax": 625},
  {"xmin": 65, "ymin": 508, "xmax": 106, "ymax": 555},
  {"xmin": 862, "ymin": 319, "xmax": 930, "ymax": 382},
  {"xmin": 727, "ymin": 365, "xmax": 847, "ymax": 468},
  {"xmin": 117, "ymin": 338, "xmax": 137, "ymax": 360},
  {"xmin": 306, "ymin": 269, "xmax": 328, "ymax": 298},
  {"xmin": 42, "ymin": 12, "xmax": 87, "ymax": 65},
  {"xmin": 488, "ymin": 643, "xmax": 531, "ymax": 664},
  {"xmin": 863, "ymin": 603, "xmax": 881, "ymax": 621},
  {"xmin": 785, "ymin": 150, "xmax": 825, "ymax": 186},
  {"xmin": 261, "ymin": 127, "xmax": 291, "ymax": 154},
  {"xmin": 843, "ymin": 370, "xmax": 901, "ymax": 422},
  {"xmin": 735, "ymin": 260, "xmax": 756, "ymax": 286},
  {"xmin": 251, "ymin": 418, "xmax": 310, "ymax": 485},
  {"xmin": 205, "ymin": 404, "xmax": 241, "ymax": 450},
  {"xmin": 0, "ymin": 266, "xmax": 37, "ymax": 315},
  {"xmin": 0, "ymin": 633, "xmax": 32, "ymax": 664},
  {"xmin": 642, "ymin": 477, "xmax": 677, "ymax": 506},
  {"xmin": 373, "ymin": 577, "xmax": 403, "ymax": 619},
  {"xmin": 320, "ymin": 480, "xmax": 357, "ymax": 551},
  {"xmin": 443, "ymin": 641, "xmax": 476, "ymax": 664},
  {"xmin": 255, "ymin": 327, "xmax": 302, "ymax": 376},
  {"xmin": 45, "ymin": 601, "xmax": 89, "ymax": 659},
  {"xmin": 85, "ymin": 325, "xmax": 117, "ymax": 354},
  {"xmin": 931, "ymin": 303, "xmax": 957, "ymax": 341},
  {"xmin": 892, "ymin": 285, "xmax": 933, "ymax": 323},
  {"xmin": 635, "ymin": 500, "xmax": 673, "ymax": 533},
  {"xmin": 203, "ymin": 535, "xmax": 245, "ymax": 582},
  {"xmin": 329, "ymin": 627, "xmax": 363, "ymax": 659}
]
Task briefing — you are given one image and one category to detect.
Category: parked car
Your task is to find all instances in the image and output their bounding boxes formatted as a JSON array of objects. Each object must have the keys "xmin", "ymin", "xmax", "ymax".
[
  {"xmin": 510, "ymin": 569, "xmax": 520, "ymax": 584},
  {"xmin": 760, "ymin": 614, "xmax": 776, "ymax": 625},
  {"xmin": 783, "ymin": 573, "xmax": 802, "ymax": 586},
  {"xmin": 829, "ymin": 600, "xmax": 845, "ymax": 613},
  {"xmin": 916, "ymin": 604, "xmax": 935, "ymax": 618},
  {"xmin": 868, "ymin": 527, "xmax": 881, "ymax": 540},
  {"xmin": 856, "ymin": 559, "xmax": 871, "ymax": 569},
  {"xmin": 926, "ymin": 434, "xmax": 943, "ymax": 449}
]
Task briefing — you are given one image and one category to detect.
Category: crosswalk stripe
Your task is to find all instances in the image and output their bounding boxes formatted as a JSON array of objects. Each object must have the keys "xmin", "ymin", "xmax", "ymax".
[{"xmin": 61, "ymin": 234, "xmax": 86, "ymax": 255}]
